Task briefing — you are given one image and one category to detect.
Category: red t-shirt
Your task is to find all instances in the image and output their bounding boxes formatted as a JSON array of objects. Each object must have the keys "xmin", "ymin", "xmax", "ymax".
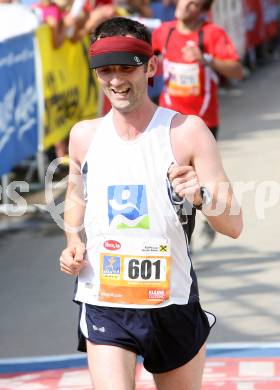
[{"xmin": 152, "ymin": 21, "xmax": 239, "ymax": 128}]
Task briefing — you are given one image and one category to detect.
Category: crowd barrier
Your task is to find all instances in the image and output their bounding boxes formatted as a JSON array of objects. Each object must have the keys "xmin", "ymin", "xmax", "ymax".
[
  {"xmin": 212, "ymin": 0, "xmax": 280, "ymax": 58},
  {"xmin": 0, "ymin": 25, "xmax": 100, "ymax": 173},
  {"xmin": 0, "ymin": 3, "xmax": 279, "ymax": 211},
  {"xmin": 0, "ymin": 5, "xmax": 101, "ymax": 214}
]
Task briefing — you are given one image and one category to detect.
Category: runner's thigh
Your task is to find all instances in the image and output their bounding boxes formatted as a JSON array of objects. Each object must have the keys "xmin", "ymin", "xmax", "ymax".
[
  {"xmin": 87, "ymin": 341, "xmax": 137, "ymax": 390},
  {"xmin": 153, "ymin": 344, "xmax": 206, "ymax": 390}
]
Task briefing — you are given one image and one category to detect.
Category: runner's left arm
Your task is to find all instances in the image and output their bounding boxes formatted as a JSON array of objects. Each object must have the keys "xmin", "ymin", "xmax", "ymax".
[
  {"xmin": 206, "ymin": 58, "xmax": 243, "ymax": 80},
  {"xmin": 170, "ymin": 115, "xmax": 243, "ymax": 238}
]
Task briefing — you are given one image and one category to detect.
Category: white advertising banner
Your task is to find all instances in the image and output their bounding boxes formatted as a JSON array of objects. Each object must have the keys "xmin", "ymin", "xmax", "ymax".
[{"xmin": 0, "ymin": 4, "xmax": 40, "ymax": 42}]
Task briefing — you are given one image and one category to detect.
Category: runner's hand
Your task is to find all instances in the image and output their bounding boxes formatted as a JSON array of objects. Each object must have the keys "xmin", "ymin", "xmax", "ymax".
[
  {"xmin": 181, "ymin": 42, "xmax": 203, "ymax": 63},
  {"xmin": 168, "ymin": 165, "xmax": 202, "ymax": 206},
  {"xmin": 60, "ymin": 243, "xmax": 86, "ymax": 276}
]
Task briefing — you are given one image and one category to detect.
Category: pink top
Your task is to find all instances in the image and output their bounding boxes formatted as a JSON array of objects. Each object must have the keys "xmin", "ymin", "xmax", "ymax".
[{"xmin": 33, "ymin": 3, "xmax": 65, "ymax": 22}]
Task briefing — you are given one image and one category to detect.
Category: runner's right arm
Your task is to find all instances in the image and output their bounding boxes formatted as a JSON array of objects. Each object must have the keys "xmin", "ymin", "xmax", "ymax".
[{"xmin": 60, "ymin": 121, "xmax": 98, "ymax": 276}]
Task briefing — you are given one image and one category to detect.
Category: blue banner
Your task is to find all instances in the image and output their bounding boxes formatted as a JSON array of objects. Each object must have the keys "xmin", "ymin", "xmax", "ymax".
[{"xmin": 0, "ymin": 33, "xmax": 38, "ymax": 176}]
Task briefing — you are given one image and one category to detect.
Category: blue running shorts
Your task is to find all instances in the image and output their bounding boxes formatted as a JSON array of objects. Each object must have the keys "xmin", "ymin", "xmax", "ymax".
[{"xmin": 77, "ymin": 301, "xmax": 215, "ymax": 374}]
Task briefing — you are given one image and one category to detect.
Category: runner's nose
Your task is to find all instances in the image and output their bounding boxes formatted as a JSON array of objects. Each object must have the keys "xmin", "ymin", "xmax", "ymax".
[{"xmin": 110, "ymin": 72, "xmax": 126, "ymax": 87}]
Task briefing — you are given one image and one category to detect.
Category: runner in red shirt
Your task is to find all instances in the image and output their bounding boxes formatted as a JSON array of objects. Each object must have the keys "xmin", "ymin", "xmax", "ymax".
[{"xmin": 152, "ymin": 0, "xmax": 243, "ymax": 139}]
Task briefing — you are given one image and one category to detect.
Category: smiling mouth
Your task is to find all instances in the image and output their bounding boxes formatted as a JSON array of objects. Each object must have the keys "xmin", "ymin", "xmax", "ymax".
[{"xmin": 111, "ymin": 88, "xmax": 130, "ymax": 95}]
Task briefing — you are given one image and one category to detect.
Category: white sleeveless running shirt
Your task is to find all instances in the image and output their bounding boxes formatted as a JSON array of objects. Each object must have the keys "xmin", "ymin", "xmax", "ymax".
[{"xmin": 74, "ymin": 107, "xmax": 199, "ymax": 308}]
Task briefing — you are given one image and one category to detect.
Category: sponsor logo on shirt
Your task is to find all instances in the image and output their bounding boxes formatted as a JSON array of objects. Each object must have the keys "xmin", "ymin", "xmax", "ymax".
[
  {"xmin": 107, "ymin": 185, "xmax": 150, "ymax": 229},
  {"xmin": 103, "ymin": 255, "xmax": 121, "ymax": 278},
  {"xmin": 148, "ymin": 289, "xmax": 166, "ymax": 300},
  {"xmin": 103, "ymin": 240, "xmax": 121, "ymax": 251}
]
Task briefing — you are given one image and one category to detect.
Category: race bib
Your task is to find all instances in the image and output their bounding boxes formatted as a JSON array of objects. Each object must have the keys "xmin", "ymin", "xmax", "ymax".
[
  {"xmin": 99, "ymin": 236, "xmax": 170, "ymax": 305},
  {"xmin": 165, "ymin": 61, "xmax": 201, "ymax": 97}
]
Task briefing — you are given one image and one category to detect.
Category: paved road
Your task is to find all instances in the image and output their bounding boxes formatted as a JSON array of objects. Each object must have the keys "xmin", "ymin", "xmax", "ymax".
[
  {"xmin": 2, "ymin": 353, "xmax": 280, "ymax": 389},
  {"xmin": 0, "ymin": 60, "xmax": 279, "ymax": 359},
  {"xmin": 194, "ymin": 59, "xmax": 280, "ymax": 344}
]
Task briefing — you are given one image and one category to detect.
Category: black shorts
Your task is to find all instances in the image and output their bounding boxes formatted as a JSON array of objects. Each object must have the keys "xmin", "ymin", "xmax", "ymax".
[{"xmin": 77, "ymin": 301, "xmax": 216, "ymax": 374}]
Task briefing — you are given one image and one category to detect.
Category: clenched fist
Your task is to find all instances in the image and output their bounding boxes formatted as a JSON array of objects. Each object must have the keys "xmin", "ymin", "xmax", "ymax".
[
  {"xmin": 60, "ymin": 243, "xmax": 87, "ymax": 276},
  {"xmin": 168, "ymin": 164, "xmax": 203, "ymax": 206}
]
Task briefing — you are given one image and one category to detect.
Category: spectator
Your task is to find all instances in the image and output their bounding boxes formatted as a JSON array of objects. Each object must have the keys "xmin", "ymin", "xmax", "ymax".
[
  {"xmin": 64, "ymin": 2, "xmax": 118, "ymax": 41},
  {"xmin": 152, "ymin": 0, "xmax": 243, "ymax": 140},
  {"xmin": 33, "ymin": 0, "xmax": 70, "ymax": 48}
]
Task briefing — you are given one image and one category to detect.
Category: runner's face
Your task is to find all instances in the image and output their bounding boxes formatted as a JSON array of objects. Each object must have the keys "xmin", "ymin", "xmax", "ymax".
[
  {"xmin": 175, "ymin": 0, "xmax": 204, "ymax": 22},
  {"xmin": 95, "ymin": 65, "xmax": 148, "ymax": 113}
]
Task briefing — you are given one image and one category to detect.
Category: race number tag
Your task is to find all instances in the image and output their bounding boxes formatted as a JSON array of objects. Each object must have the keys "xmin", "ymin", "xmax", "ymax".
[
  {"xmin": 165, "ymin": 61, "xmax": 201, "ymax": 97},
  {"xmin": 99, "ymin": 237, "xmax": 170, "ymax": 305}
]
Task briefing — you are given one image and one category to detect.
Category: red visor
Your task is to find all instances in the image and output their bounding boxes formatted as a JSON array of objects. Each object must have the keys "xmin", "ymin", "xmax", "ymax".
[{"xmin": 89, "ymin": 36, "xmax": 154, "ymax": 69}]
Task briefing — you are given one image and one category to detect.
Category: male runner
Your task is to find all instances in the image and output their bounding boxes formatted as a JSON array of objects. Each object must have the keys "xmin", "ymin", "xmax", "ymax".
[{"xmin": 60, "ymin": 17, "xmax": 243, "ymax": 390}]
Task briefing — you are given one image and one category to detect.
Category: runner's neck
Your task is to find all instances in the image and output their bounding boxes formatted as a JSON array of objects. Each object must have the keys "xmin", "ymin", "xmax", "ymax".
[
  {"xmin": 176, "ymin": 19, "xmax": 204, "ymax": 34},
  {"xmin": 112, "ymin": 103, "xmax": 158, "ymax": 141}
]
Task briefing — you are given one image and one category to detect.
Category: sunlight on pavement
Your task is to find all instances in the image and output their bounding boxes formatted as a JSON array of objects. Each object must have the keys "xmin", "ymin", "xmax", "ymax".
[{"xmin": 1, "ymin": 358, "xmax": 280, "ymax": 390}]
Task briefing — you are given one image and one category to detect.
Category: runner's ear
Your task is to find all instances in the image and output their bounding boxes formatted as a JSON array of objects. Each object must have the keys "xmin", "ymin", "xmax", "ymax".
[{"xmin": 147, "ymin": 55, "xmax": 158, "ymax": 78}]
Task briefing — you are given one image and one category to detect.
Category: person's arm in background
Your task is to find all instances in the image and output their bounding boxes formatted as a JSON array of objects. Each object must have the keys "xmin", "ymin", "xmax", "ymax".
[
  {"xmin": 63, "ymin": 0, "xmax": 86, "ymax": 36},
  {"xmin": 68, "ymin": 0, "xmax": 86, "ymax": 18},
  {"xmin": 202, "ymin": 28, "xmax": 244, "ymax": 79},
  {"xmin": 33, "ymin": 4, "xmax": 66, "ymax": 48},
  {"xmin": 70, "ymin": 5, "xmax": 116, "ymax": 40},
  {"xmin": 48, "ymin": 18, "xmax": 65, "ymax": 48},
  {"xmin": 182, "ymin": 27, "xmax": 244, "ymax": 80},
  {"xmin": 203, "ymin": 57, "xmax": 243, "ymax": 79}
]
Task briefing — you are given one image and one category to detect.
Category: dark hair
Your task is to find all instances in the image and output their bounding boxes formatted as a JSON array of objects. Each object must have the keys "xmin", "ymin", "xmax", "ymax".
[
  {"xmin": 92, "ymin": 17, "xmax": 152, "ymax": 45},
  {"xmin": 202, "ymin": 0, "xmax": 214, "ymax": 11}
]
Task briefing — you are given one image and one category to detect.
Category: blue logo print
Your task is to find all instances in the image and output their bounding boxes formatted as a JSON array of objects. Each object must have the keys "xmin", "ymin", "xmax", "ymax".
[
  {"xmin": 103, "ymin": 255, "xmax": 120, "ymax": 275},
  {"xmin": 108, "ymin": 185, "xmax": 149, "ymax": 229}
]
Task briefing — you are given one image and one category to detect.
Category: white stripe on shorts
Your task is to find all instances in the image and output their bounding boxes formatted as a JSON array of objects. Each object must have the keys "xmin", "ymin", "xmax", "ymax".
[{"xmin": 80, "ymin": 303, "xmax": 89, "ymax": 338}]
